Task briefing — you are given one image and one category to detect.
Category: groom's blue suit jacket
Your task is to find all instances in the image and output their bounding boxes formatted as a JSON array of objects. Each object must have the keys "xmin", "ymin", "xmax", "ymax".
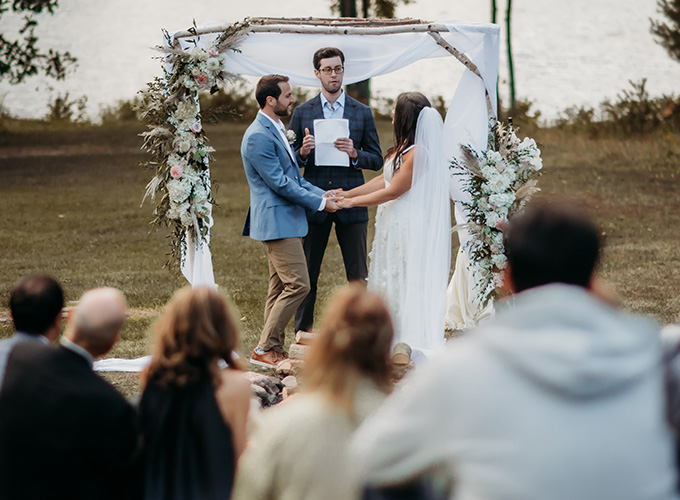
[{"xmin": 241, "ymin": 113, "xmax": 325, "ymax": 242}]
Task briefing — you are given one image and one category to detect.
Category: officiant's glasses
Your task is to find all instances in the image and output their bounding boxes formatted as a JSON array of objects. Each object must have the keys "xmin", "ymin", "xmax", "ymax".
[{"xmin": 320, "ymin": 66, "xmax": 344, "ymax": 75}]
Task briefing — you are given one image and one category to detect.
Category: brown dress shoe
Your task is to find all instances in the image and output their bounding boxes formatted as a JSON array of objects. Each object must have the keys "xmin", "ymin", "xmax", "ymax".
[{"xmin": 249, "ymin": 349, "xmax": 282, "ymax": 368}]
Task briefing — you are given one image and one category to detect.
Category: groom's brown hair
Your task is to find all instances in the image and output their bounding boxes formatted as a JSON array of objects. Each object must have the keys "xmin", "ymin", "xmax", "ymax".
[{"xmin": 255, "ymin": 74, "xmax": 289, "ymax": 109}]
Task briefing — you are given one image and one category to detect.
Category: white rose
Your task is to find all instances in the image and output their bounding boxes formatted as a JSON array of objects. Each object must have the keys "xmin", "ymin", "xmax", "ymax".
[
  {"xmin": 167, "ymin": 178, "xmax": 193, "ymax": 203},
  {"xmin": 519, "ymin": 137, "xmax": 537, "ymax": 151},
  {"xmin": 486, "ymin": 151, "xmax": 503, "ymax": 165},
  {"xmin": 206, "ymin": 57, "xmax": 222, "ymax": 71},
  {"xmin": 189, "ymin": 46, "xmax": 208, "ymax": 61}
]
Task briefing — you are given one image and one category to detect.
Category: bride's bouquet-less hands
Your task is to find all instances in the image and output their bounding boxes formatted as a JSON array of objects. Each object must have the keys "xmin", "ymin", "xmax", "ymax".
[{"xmin": 450, "ymin": 119, "xmax": 543, "ymax": 306}]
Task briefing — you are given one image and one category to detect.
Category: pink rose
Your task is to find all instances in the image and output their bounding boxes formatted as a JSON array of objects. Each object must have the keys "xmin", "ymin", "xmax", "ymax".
[
  {"xmin": 208, "ymin": 47, "xmax": 219, "ymax": 57},
  {"xmin": 190, "ymin": 121, "xmax": 202, "ymax": 133},
  {"xmin": 495, "ymin": 217, "xmax": 508, "ymax": 230},
  {"xmin": 170, "ymin": 165, "xmax": 184, "ymax": 179},
  {"xmin": 195, "ymin": 73, "xmax": 209, "ymax": 85}
]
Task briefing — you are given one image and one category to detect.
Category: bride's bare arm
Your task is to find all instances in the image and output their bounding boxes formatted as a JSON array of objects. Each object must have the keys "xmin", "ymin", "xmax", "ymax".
[
  {"xmin": 339, "ymin": 149, "xmax": 414, "ymax": 208},
  {"xmin": 342, "ymin": 173, "xmax": 385, "ymax": 199}
]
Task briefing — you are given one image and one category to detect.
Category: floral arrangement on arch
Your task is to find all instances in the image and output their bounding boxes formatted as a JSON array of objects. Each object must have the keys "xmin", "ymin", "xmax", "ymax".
[
  {"xmin": 450, "ymin": 119, "xmax": 543, "ymax": 305},
  {"xmin": 138, "ymin": 20, "xmax": 250, "ymax": 268}
]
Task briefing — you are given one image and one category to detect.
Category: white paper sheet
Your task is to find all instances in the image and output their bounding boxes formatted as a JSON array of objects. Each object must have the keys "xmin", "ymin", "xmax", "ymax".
[{"xmin": 314, "ymin": 118, "xmax": 350, "ymax": 167}]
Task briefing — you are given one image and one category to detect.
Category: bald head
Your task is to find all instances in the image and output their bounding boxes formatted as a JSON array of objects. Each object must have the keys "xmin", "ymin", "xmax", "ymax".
[{"xmin": 65, "ymin": 288, "xmax": 127, "ymax": 357}]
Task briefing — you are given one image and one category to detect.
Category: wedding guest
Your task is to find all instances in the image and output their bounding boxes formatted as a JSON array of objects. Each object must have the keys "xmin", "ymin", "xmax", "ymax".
[
  {"xmin": 352, "ymin": 199, "xmax": 679, "ymax": 500},
  {"xmin": 291, "ymin": 47, "xmax": 383, "ymax": 333},
  {"xmin": 0, "ymin": 273, "xmax": 63, "ymax": 390},
  {"xmin": 233, "ymin": 283, "xmax": 393, "ymax": 500},
  {"xmin": 0, "ymin": 287, "xmax": 137, "ymax": 500},
  {"xmin": 137, "ymin": 286, "xmax": 251, "ymax": 500}
]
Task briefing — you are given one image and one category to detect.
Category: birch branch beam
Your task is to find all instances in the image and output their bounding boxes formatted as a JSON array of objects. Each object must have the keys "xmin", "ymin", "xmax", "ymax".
[{"xmin": 172, "ymin": 21, "xmax": 493, "ymax": 41}]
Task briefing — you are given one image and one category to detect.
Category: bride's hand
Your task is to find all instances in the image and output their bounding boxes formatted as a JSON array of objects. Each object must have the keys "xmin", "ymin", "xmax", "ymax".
[{"xmin": 336, "ymin": 198, "xmax": 355, "ymax": 209}]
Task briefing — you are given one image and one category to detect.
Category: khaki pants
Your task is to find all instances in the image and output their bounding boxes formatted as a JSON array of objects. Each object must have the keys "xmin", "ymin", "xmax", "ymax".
[{"xmin": 258, "ymin": 238, "xmax": 310, "ymax": 352}]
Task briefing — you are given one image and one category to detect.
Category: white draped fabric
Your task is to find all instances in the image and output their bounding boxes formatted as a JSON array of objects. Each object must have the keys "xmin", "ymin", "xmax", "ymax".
[{"xmin": 169, "ymin": 20, "xmax": 500, "ymax": 329}]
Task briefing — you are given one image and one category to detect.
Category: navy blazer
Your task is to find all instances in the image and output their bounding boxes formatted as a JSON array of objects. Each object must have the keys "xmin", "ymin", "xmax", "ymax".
[
  {"xmin": 241, "ymin": 113, "xmax": 326, "ymax": 241},
  {"xmin": 289, "ymin": 93, "xmax": 382, "ymax": 224}
]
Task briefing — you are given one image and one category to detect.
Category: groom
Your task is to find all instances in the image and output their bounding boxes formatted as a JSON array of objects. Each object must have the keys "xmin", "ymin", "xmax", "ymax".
[{"xmin": 241, "ymin": 74, "xmax": 340, "ymax": 368}]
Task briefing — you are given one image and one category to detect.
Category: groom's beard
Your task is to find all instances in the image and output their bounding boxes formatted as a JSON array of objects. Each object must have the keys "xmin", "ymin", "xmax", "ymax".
[{"xmin": 274, "ymin": 104, "xmax": 290, "ymax": 117}]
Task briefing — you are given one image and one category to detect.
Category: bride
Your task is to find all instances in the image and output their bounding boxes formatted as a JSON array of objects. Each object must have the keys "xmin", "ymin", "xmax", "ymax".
[{"xmin": 337, "ymin": 93, "xmax": 451, "ymax": 353}]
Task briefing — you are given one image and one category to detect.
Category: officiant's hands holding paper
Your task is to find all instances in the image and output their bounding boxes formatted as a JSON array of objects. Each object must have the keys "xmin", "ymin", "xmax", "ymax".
[{"xmin": 333, "ymin": 137, "xmax": 357, "ymax": 159}]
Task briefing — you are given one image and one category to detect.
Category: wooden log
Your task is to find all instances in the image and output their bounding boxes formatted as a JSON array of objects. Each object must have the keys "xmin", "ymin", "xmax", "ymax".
[
  {"xmin": 281, "ymin": 375, "xmax": 298, "ymax": 395},
  {"xmin": 275, "ymin": 359, "xmax": 304, "ymax": 377},
  {"xmin": 392, "ymin": 342, "xmax": 412, "ymax": 367},
  {"xmin": 289, "ymin": 343, "xmax": 310, "ymax": 360},
  {"xmin": 295, "ymin": 330, "xmax": 317, "ymax": 345}
]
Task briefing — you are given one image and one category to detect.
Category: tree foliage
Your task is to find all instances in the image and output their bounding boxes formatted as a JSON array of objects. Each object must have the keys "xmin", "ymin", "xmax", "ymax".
[
  {"xmin": 0, "ymin": 0, "xmax": 77, "ymax": 84},
  {"xmin": 651, "ymin": 0, "xmax": 680, "ymax": 63},
  {"xmin": 330, "ymin": 0, "xmax": 412, "ymax": 19}
]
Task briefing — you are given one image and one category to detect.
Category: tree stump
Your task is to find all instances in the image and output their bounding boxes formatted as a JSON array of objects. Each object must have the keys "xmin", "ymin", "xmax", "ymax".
[
  {"xmin": 289, "ymin": 343, "xmax": 310, "ymax": 360},
  {"xmin": 295, "ymin": 330, "xmax": 317, "ymax": 345},
  {"xmin": 391, "ymin": 342, "xmax": 412, "ymax": 367}
]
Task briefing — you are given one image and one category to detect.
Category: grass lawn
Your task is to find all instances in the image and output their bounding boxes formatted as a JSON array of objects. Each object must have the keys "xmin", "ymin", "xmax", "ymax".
[{"xmin": 1, "ymin": 119, "xmax": 679, "ymax": 396}]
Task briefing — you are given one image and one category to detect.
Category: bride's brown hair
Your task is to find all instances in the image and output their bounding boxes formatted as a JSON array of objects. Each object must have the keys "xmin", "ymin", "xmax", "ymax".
[
  {"xmin": 142, "ymin": 287, "xmax": 240, "ymax": 389},
  {"xmin": 385, "ymin": 92, "xmax": 431, "ymax": 168}
]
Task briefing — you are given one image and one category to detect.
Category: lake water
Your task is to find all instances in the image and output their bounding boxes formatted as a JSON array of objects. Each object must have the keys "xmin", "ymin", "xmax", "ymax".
[{"xmin": 1, "ymin": 0, "xmax": 677, "ymax": 122}]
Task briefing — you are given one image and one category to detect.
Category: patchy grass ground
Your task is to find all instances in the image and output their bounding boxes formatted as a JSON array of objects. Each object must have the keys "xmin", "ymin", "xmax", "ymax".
[{"xmin": 1, "ymin": 119, "xmax": 679, "ymax": 397}]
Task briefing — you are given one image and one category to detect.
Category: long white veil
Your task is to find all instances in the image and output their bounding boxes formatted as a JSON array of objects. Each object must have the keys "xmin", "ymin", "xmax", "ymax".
[{"xmin": 401, "ymin": 106, "xmax": 451, "ymax": 352}]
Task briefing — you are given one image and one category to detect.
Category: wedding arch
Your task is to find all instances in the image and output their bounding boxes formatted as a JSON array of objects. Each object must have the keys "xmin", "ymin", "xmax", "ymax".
[{"xmin": 140, "ymin": 17, "xmax": 500, "ymax": 318}]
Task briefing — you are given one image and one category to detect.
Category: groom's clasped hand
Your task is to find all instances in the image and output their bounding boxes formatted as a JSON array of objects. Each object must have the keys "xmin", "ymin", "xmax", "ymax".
[{"xmin": 322, "ymin": 188, "xmax": 344, "ymax": 212}]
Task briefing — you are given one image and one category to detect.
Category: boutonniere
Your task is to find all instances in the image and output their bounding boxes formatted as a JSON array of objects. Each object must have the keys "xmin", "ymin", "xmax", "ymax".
[{"xmin": 285, "ymin": 129, "xmax": 296, "ymax": 145}]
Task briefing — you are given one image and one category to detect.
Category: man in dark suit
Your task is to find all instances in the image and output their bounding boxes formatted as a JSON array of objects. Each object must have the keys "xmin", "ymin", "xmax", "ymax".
[
  {"xmin": 290, "ymin": 47, "xmax": 383, "ymax": 333},
  {"xmin": 0, "ymin": 287, "xmax": 138, "ymax": 500}
]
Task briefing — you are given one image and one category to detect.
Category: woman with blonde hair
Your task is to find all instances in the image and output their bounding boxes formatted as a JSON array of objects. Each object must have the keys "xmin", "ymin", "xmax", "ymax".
[
  {"xmin": 233, "ymin": 283, "xmax": 394, "ymax": 500},
  {"xmin": 137, "ymin": 286, "xmax": 251, "ymax": 500}
]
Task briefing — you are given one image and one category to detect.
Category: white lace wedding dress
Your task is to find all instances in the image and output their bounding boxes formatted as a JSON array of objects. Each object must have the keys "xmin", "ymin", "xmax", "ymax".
[{"xmin": 367, "ymin": 108, "xmax": 451, "ymax": 354}]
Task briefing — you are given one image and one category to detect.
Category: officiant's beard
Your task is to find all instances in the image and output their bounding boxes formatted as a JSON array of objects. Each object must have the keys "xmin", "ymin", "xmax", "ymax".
[{"xmin": 322, "ymin": 79, "xmax": 342, "ymax": 95}]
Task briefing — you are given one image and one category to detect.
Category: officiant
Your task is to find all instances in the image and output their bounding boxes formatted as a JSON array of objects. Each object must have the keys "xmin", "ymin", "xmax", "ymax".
[{"xmin": 290, "ymin": 47, "xmax": 383, "ymax": 333}]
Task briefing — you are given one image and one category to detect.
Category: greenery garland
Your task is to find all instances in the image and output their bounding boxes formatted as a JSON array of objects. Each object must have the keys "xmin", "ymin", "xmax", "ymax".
[{"xmin": 138, "ymin": 20, "xmax": 251, "ymax": 268}]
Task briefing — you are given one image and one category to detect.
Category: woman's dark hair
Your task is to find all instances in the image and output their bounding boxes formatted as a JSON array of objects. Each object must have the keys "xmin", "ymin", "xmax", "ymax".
[
  {"xmin": 385, "ymin": 92, "xmax": 431, "ymax": 167},
  {"xmin": 255, "ymin": 74, "xmax": 289, "ymax": 109},
  {"xmin": 143, "ymin": 287, "xmax": 240, "ymax": 389}
]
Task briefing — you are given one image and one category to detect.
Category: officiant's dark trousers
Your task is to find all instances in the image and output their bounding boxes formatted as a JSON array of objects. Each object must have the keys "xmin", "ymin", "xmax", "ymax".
[{"xmin": 294, "ymin": 215, "xmax": 368, "ymax": 332}]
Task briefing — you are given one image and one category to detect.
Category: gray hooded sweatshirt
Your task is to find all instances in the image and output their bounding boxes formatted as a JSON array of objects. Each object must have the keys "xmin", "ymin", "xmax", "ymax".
[{"xmin": 353, "ymin": 284, "xmax": 679, "ymax": 500}]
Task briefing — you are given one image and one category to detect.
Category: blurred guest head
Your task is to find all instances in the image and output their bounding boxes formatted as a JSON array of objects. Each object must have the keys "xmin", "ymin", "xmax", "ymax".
[
  {"xmin": 305, "ymin": 283, "xmax": 394, "ymax": 413},
  {"xmin": 65, "ymin": 287, "xmax": 126, "ymax": 358},
  {"xmin": 503, "ymin": 198, "xmax": 601, "ymax": 293},
  {"xmin": 144, "ymin": 287, "xmax": 240, "ymax": 389},
  {"xmin": 9, "ymin": 274, "xmax": 64, "ymax": 340}
]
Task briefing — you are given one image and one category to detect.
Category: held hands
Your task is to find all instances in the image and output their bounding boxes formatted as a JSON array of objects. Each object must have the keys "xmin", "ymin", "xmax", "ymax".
[
  {"xmin": 300, "ymin": 128, "xmax": 315, "ymax": 158},
  {"xmin": 323, "ymin": 189, "xmax": 344, "ymax": 213}
]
